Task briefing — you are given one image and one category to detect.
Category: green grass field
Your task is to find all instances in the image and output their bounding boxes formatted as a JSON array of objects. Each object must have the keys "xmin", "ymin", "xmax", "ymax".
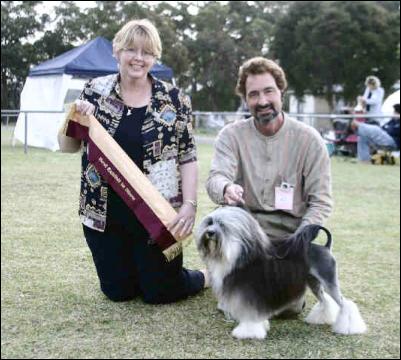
[{"xmin": 1, "ymin": 125, "xmax": 400, "ymax": 359}]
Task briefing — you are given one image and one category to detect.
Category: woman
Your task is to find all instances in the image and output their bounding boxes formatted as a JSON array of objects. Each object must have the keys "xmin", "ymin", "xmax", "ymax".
[
  {"xmin": 58, "ymin": 19, "xmax": 208, "ymax": 304},
  {"xmin": 357, "ymin": 75, "xmax": 385, "ymax": 125}
]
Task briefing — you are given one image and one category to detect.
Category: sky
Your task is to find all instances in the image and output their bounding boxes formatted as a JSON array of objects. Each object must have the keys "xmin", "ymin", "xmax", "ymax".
[
  {"xmin": 31, "ymin": 1, "xmax": 202, "ymax": 42},
  {"xmin": 35, "ymin": 1, "xmax": 204, "ymax": 17},
  {"xmin": 31, "ymin": 1, "xmax": 97, "ymax": 39},
  {"xmin": 36, "ymin": 1, "xmax": 97, "ymax": 15},
  {"xmin": 24, "ymin": 1, "xmax": 205, "ymax": 45}
]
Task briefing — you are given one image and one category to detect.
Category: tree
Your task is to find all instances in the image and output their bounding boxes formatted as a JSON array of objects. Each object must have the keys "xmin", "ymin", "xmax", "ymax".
[
  {"xmin": 31, "ymin": 1, "xmax": 85, "ymax": 64},
  {"xmin": 272, "ymin": 1, "xmax": 400, "ymax": 110},
  {"xmin": 183, "ymin": 1, "xmax": 288, "ymax": 110},
  {"xmin": 1, "ymin": 1, "xmax": 48, "ymax": 109},
  {"xmin": 6, "ymin": 1, "xmax": 397, "ymax": 112}
]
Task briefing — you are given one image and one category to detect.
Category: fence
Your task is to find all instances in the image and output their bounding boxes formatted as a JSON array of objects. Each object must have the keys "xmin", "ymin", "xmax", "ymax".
[
  {"xmin": 1, "ymin": 110, "xmax": 64, "ymax": 154},
  {"xmin": 192, "ymin": 111, "xmax": 398, "ymax": 133},
  {"xmin": 1, "ymin": 109, "xmax": 398, "ymax": 154}
]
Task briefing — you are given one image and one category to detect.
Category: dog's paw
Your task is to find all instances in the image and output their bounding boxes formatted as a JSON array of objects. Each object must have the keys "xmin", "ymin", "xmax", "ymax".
[
  {"xmin": 263, "ymin": 319, "xmax": 270, "ymax": 332},
  {"xmin": 305, "ymin": 293, "xmax": 339, "ymax": 325},
  {"xmin": 232, "ymin": 322, "xmax": 267, "ymax": 340},
  {"xmin": 332, "ymin": 299, "xmax": 367, "ymax": 335},
  {"xmin": 217, "ymin": 300, "xmax": 225, "ymax": 312},
  {"xmin": 217, "ymin": 302, "xmax": 235, "ymax": 322}
]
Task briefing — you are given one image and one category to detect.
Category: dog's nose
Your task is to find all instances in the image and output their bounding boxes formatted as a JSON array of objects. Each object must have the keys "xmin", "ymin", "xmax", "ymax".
[{"xmin": 206, "ymin": 230, "xmax": 215, "ymax": 238}]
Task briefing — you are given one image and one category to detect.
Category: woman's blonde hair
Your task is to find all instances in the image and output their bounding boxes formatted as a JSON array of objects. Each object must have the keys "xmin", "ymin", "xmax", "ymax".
[
  {"xmin": 365, "ymin": 75, "xmax": 381, "ymax": 88},
  {"xmin": 236, "ymin": 57, "xmax": 287, "ymax": 98},
  {"xmin": 113, "ymin": 19, "xmax": 162, "ymax": 59}
]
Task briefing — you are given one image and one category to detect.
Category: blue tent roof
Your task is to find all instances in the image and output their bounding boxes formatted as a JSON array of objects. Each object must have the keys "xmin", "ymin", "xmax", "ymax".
[{"xmin": 29, "ymin": 36, "xmax": 174, "ymax": 81}]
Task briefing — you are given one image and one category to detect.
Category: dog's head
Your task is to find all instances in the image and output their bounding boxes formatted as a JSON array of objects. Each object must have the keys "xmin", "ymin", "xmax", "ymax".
[{"xmin": 196, "ymin": 206, "xmax": 270, "ymax": 267}]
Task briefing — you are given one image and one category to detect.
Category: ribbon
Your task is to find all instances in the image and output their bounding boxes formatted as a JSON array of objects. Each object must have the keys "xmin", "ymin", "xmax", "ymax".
[{"xmin": 63, "ymin": 104, "xmax": 186, "ymax": 261}]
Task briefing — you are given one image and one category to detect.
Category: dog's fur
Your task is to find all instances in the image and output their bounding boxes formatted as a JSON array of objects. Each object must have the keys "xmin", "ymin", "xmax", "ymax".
[{"xmin": 196, "ymin": 206, "xmax": 367, "ymax": 339}]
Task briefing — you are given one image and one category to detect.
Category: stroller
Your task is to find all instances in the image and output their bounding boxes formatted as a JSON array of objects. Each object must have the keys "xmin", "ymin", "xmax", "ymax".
[
  {"xmin": 330, "ymin": 107, "xmax": 360, "ymax": 157},
  {"xmin": 328, "ymin": 105, "xmax": 397, "ymax": 164}
]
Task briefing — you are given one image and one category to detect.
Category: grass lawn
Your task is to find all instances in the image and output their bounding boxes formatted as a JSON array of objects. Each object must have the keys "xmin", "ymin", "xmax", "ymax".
[{"xmin": 1, "ymin": 125, "xmax": 400, "ymax": 358}]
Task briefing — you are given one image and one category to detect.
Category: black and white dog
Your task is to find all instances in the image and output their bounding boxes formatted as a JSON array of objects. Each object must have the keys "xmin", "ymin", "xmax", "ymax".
[{"xmin": 196, "ymin": 206, "xmax": 367, "ymax": 340}]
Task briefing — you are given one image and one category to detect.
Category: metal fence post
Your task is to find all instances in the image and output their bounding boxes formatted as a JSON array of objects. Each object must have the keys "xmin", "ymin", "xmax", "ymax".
[{"xmin": 24, "ymin": 112, "xmax": 28, "ymax": 154}]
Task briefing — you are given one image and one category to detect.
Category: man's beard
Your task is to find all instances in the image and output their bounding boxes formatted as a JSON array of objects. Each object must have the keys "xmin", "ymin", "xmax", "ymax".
[{"xmin": 253, "ymin": 104, "xmax": 279, "ymax": 125}]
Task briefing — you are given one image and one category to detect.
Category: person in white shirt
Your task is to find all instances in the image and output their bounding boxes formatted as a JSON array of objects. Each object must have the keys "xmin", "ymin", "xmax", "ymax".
[{"xmin": 357, "ymin": 75, "xmax": 385, "ymax": 124}]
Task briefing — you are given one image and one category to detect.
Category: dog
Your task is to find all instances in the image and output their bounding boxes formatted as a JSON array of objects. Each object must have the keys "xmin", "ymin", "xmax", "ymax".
[{"xmin": 196, "ymin": 206, "xmax": 367, "ymax": 340}]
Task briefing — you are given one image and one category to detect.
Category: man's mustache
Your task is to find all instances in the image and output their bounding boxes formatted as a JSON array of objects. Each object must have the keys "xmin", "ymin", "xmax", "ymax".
[{"xmin": 256, "ymin": 104, "xmax": 274, "ymax": 112}]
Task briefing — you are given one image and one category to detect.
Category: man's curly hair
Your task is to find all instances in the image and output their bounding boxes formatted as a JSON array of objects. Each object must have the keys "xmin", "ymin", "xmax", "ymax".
[{"xmin": 236, "ymin": 57, "xmax": 288, "ymax": 98}]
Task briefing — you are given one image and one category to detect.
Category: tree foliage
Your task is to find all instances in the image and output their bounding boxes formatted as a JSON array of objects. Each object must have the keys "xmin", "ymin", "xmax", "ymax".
[
  {"xmin": 272, "ymin": 1, "xmax": 400, "ymax": 109},
  {"xmin": 1, "ymin": 1, "xmax": 400, "ymax": 111},
  {"xmin": 1, "ymin": 1, "xmax": 47, "ymax": 108}
]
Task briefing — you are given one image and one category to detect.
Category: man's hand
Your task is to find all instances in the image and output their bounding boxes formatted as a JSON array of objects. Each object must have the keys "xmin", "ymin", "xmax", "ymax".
[{"xmin": 224, "ymin": 184, "xmax": 245, "ymax": 205}]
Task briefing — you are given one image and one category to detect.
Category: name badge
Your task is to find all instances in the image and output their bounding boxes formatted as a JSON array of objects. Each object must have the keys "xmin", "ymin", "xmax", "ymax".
[{"xmin": 275, "ymin": 182, "xmax": 294, "ymax": 210}]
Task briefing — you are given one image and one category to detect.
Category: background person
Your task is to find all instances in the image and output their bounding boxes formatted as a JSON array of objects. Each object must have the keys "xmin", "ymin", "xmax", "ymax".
[
  {"xmin": 382, "ymin": 103, "xmax": 400, "ymax": 150},
  {"xmin": 357, "ymin": 75, "xmax": 385, "ymax": 125},
  {"xmin": 351, "ymin": 103, "xmax": 399, "ymax": 163}
]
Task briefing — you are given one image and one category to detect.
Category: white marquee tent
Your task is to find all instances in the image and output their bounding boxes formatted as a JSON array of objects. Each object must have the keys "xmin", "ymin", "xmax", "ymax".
[
  {"xmin": 381, "ymin": 89, "xmax": 400, "ymax": 125},
  {"xmin": 13, "ymin": 75, "xmax": 86, "ymax": 151}
]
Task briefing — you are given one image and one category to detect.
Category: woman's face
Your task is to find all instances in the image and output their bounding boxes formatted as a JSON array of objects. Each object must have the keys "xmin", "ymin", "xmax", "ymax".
[{"xmin": 116, "ymin": 39, "xmax": 155, "ymax": 81}]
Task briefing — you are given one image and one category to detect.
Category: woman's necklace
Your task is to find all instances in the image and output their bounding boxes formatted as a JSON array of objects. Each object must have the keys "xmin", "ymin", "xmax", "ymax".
[{"xmin": 121, "ymin": 80, "xmax": 151, "ymax": 116}]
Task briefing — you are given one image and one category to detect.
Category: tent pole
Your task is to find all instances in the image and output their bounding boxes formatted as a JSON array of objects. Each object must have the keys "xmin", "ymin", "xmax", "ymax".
[{"xmin": 24, "ymin": 112, "xmax": 28, "ymax": 154}]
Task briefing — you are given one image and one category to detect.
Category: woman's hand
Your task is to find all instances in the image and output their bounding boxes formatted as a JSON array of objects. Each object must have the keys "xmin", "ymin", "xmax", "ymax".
[
  {"xmin": 75, "ymin": 99, "xmax": 95, "ymax": 115},
  {"xmin": 168, "ymin": 202, "xmax": 196, "ymax": 240}
]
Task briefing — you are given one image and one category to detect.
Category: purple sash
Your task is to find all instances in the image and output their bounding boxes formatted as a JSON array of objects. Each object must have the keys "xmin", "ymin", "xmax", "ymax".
[{"xmin": 64, "ymin": 106, "xmax": 184, "ymax": 261}]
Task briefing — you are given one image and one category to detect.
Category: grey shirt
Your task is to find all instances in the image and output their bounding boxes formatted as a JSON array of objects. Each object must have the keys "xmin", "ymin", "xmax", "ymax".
[{"xmin": 206, "ymin": 113, "xmax": 333, "ymax": 241}]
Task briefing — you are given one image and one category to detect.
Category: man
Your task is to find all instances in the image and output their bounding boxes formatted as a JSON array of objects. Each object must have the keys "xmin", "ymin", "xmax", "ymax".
[
  {"xmin": 206, "ymin": 57, "xmax": 333, "ymax": 243},
  {"xmin": 351, "ymin": 103, "xmax": 399, "ymax": 163},
  {"xmin": 382, "ymin": 104, "xmax": 400, "ymax": 150}
]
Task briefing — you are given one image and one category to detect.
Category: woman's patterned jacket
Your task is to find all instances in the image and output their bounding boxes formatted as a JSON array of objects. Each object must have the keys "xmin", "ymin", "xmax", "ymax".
[{"xmin": 78, "ymin": 73, "xmax": 197, "ymax": 231}]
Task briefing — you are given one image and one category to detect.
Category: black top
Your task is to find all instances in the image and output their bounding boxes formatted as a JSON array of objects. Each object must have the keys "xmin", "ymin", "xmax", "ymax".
[
  {"xmin": 107, "ymin": 105, "xmax": 147, "ymax": 229},
  {"xmin": 78, "ymin": 73, "xmax": 196, "ymax": 232},
  {"xmin": 382, "ymin": 118, "xmax": 400, "ymax": 150}
]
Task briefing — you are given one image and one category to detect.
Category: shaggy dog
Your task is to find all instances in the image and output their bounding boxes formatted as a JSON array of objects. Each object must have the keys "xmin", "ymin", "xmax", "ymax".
[{"xmin": 196, "ymin": 206, "xmax": 367, "ymax": 339}]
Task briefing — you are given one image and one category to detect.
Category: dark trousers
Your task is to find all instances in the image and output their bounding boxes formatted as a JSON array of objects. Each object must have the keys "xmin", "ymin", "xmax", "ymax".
[{"xmin": 83, "ymin": 223, "xmax": 204, "ymax": 304}]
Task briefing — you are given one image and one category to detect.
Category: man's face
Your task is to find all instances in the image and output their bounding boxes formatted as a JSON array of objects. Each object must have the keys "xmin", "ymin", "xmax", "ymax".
[{"xmin": 245, "ymin": 73, "xmax": 282, "ymax": 125}]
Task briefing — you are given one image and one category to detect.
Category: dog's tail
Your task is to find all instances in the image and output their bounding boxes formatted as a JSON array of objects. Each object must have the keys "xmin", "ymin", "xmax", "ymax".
[
  {"xmin": 271, "ymin": 224, "xmax": 332, "ymax": 260},
  {"xmin": 298, "ymin": 224, "xmax": 332, "ymax": 250}
]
